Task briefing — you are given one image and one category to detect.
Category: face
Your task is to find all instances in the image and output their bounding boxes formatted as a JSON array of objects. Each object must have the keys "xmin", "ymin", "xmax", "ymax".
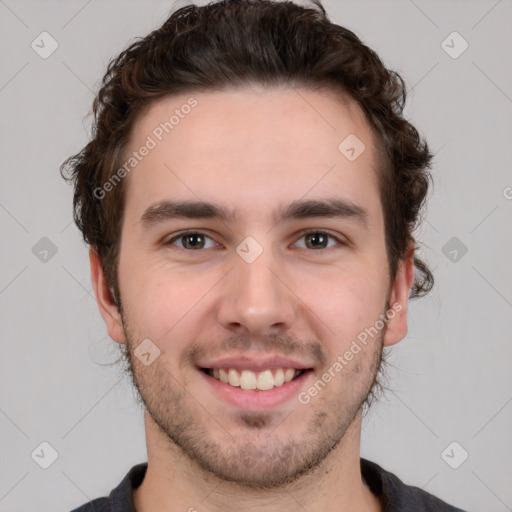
[{"xmin": 91, "ymin": 85, "xmax": 413, "ymax": 489}]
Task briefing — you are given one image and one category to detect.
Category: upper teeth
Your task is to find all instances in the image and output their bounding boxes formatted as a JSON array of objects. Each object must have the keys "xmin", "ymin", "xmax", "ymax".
[{"xmin": 211, "ymin": 368, "xmax": 300, "ymax": 391}]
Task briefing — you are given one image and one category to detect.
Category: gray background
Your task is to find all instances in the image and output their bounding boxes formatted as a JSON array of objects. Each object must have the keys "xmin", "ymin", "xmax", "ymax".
[{"xmin": 1, "ymin": 0, "xmax": 511, "ymax": 511}]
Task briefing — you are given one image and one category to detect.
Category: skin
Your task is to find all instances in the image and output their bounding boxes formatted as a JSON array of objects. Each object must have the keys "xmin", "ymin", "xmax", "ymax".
[{"xmin": 90, "ymin": 85, "xmax": 415, "ymax": 511}]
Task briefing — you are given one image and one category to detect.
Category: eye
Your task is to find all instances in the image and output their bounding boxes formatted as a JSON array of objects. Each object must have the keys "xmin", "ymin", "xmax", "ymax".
[
  {"xmin": 165, "ymin": 231, "xmax": 219, "ymax": 250},
  {"xmin": 164, "ymin": 229, "xmax": 346, "ymax": 252},
  {"xmin": 294, "ymin": 230, "xmax": 345, "ymax": 250}
]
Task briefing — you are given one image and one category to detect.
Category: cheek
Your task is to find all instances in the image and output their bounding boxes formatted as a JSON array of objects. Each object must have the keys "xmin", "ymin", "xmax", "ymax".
[
  {"xmin": 123, "ymin": 264, "xmax": 217, "ymax": 347},
  {"xmin": 303, "ymin": 266, "xmax": 386, "ymax": 342}
]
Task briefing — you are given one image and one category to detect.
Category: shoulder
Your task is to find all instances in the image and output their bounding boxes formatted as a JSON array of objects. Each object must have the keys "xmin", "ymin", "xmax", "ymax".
[
  {"xmin": 69, "ymin": 498, "xmax": 110, "ymax": 512},
  {"xmin": 67, "ymin": 463, "xmax": 147, "ymax": 512},
  {"xmin": 361, "ymin": 458, "xmax": 467, "ymax": 512}
]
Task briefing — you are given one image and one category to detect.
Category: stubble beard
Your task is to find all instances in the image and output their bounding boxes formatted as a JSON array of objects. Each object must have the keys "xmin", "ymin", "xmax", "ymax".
[{"xmin": 117, "ymin": 305, "xmax": 388, "ymax": 490}]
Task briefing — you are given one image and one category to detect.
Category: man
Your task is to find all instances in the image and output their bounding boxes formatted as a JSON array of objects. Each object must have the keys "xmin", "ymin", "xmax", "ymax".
[{"xmin": 62, "ymin": 0, "xmax": 465, "ymax": 510}]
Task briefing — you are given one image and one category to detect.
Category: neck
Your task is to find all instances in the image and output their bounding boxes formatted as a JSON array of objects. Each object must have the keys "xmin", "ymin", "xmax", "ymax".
[{"xmin": 133, "ymin": 410, "xmax": 382, "ymax": 512}]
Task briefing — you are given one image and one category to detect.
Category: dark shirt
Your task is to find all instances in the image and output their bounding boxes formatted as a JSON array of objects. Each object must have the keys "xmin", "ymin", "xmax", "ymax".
[{"xmin": 69, "ymin": 458, "xmax": 466, "ymax": 511}]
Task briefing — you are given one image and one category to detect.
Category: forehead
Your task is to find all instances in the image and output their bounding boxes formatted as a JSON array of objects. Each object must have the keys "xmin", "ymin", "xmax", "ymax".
[{"xmin": 121, "ymin": 86, "xmax": 383, "ymax": 227}]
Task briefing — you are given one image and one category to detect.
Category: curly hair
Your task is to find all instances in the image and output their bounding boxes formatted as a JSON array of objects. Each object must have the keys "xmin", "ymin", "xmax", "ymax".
[{"xmin": 60, "ymin": 0, "xmax": 434, "ymax": 308}]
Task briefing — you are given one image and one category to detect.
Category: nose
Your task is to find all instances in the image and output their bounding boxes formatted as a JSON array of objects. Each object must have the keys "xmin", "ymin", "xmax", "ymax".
[{"xmin": 216, "ymin": 244, "xmax": 297, "ymax": 338}]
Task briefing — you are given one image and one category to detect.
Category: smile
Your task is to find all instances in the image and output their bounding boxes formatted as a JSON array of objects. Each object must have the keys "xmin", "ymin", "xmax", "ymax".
[{"xmin": 201, "ymin": 367, "xmax": 308, "ymax": 391}]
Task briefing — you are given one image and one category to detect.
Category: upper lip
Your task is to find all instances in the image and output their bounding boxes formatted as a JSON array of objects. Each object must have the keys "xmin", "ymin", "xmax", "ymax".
[{"xmin": 197, "ymin": 354, "xmax": 315, "ymax": 372}]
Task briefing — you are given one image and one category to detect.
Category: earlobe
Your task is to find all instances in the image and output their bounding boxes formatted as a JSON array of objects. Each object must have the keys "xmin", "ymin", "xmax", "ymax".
[
  {"xmin": 383, "ymin": 245, "xmax": 415, "ymax": 347},
  {"xmin": 89, "ymin": 247, "xmax": 127, "ymax": 344}
]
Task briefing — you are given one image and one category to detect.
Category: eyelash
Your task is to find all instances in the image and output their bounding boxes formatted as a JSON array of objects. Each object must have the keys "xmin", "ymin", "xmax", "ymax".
[{"xmin": 165, "ymin": 229, "xmax": 346, "ymax": 252}]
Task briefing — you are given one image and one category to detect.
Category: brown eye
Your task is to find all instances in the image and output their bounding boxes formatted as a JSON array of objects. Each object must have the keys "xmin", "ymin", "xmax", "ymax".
[
  {"xmin": 181, "ymin": 233, "xmax": 205, "ymax": 249},
  {"xmin": 305, "ymin": 232, "xmax": 329, "ymax": 249},
  {"xmin": 167, "ymin": 231, "xmax": 217, "ymax": 250},
  {"xmin": 295, "ymin": 231, "xmax": 343, "ymax": 250}
]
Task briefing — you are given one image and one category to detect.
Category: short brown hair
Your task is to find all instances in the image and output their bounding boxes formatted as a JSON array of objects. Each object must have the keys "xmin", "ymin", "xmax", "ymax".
[{"xmin": 60, "ymin": 0, "xmax": 434, "ymax": 307}]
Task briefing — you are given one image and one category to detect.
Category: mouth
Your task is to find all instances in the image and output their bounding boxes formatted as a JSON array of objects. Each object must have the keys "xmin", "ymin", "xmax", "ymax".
[
  {"xmin": 195, "ymin": 353, "xmax": 316, "ymax": 410},
  {"xmin": 200, "ymin": 367, "xmax": 311, "ymax": 391},
  {"xmin": 198, "ymin": 365, "xmax": 313, "ymax": 410}
]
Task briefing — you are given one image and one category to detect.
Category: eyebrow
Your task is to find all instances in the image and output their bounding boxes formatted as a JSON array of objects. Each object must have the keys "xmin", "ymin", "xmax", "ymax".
[{"xmin": 140, "ymin": 198, "xmax": 369, "ymax": 231}]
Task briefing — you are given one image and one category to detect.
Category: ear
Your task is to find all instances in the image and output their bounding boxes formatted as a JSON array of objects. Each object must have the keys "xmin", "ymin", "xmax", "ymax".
[
  {"xmin": 89, "ymin": 247, "xmax": 127, "ymax": 345},
  {"xmin": 383, "ymin": 244, "xmax": 415, "ymax": 347}
]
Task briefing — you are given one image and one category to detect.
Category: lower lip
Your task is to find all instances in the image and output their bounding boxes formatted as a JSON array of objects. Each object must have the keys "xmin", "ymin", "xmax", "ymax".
[{"xmin": 198, "ymin": 369, "xmax": 313, "ymax": 411}]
